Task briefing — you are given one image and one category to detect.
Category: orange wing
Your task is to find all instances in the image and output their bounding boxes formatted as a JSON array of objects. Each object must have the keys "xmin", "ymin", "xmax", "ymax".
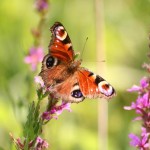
[
  {"xmin": 77, "ymin": 68, "xmax": 116, "ymax": 99},
  {"xmin": 49, "ymin": 73, "xmax": 85, "ymax": 103},
  {"xmin": 49, "ymin": 22, "xmax": 74, "ymax": 63}
]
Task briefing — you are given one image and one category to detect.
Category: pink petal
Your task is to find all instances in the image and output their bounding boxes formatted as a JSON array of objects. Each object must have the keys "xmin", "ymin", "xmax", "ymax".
[
  {"xmin": 140, "ymin": 77, "xmax": 149, "ymax": 88},
  {"xmin": 127, "ymin": 85, "xmax": 141, "ymax": 92},
  {"xmin": 129, "ymin": 133, "xmax": 141, "ymax": 147},
  {"xmin": 124, "ymin": 106, "xmax": 132, "ymax": 110},
  {"xmin": 132, "ymin": 116, "xmax": 142, "ymax": 121},
  {"xmin": 24, "ymin": 56, "xmax": 32, "ymax": 63}
]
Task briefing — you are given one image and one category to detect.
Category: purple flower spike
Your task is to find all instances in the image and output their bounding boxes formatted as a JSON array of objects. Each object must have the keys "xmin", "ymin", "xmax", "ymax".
[
  {"xmin": 24, "ymin": 47, "xmax": 44, "ymax": 71},
  {"xmin": 125, "ymin": 61, "xmax": 150, "ymax": 149}
]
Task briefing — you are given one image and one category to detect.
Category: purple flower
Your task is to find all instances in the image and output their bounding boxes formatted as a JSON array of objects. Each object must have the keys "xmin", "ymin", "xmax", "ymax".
[
  {"xmin": 127, "ymin": 77, "xmax": 149, "ymax": 93},
  {"xmin": 136, "ymin": 93, "xmax": 150, "ymax": 109},
  {"xmin": 124, "ymin": 102, "xmax": 137, "ymax": 111},
  {"xmin": 140, "ymin": 78, "xmax": 149, "ymax": 89},
  {"xmin": 129, "ymin": 128, "xmax": 149, "ymax": 149},
  {"xmin": 42, "ymin": 101, "xmax": 72, "ymax": 121},
  {"xmin": 127, "ymin": 85, "xmax": 141, "ymax": 92},
  {"xmin": 24, "ymin": 47, "xmax": 44, "ymax": 71},
  {"xmin": 35, "ymin": 0, "xmax": 49, "ymax": 12},
  {"xmin": 124, "ymin": 93, "xmax": 150, "ymax": 114},
  {"xmin": 35, "ymin": 136, "xmax": 49, "ymax": 149},
  {"xmin": 51, "ymin": 101, "xmax": 72, "ymax": 116},
  {"xmin": 41, "ymin": 111, "xmax": 51, "ymax": 120}
]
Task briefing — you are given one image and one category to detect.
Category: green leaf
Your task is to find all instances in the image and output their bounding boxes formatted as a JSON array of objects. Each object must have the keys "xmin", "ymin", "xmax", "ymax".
[{"xmin": 23, "ymin": 101, "xmax": 43, "ymax": 148}]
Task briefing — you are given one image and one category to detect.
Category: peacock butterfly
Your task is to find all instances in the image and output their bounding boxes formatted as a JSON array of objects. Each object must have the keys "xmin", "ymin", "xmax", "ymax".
[{"xmin": 40, "ymin": 22, "xmax": 116, "ymax": 103}]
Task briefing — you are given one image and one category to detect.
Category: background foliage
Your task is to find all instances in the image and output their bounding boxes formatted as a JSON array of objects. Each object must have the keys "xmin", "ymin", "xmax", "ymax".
[{"xmin": 0, "ymin": 0, "xmax": 150, "ymax": 149}]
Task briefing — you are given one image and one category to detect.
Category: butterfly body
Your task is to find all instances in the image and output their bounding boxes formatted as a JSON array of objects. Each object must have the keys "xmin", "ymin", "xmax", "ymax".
[{"xmin": 40, "ymin": 22, "xmax": 116, "ymax": 103}]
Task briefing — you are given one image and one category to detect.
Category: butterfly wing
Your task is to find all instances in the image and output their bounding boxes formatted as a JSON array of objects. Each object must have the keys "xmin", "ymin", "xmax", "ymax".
[
  {"xmin": 49, "ymin": 73, "xmax": 85, "ymax": 103},
  {"xmin": 40, "ymin": 54, "xmax": 72, "ymax": 87},
  {"xmin": 77, "ymin": 68, "xmax": 116, "ymax": 99},
  {"xmin": 40, "ymin": 22, "xmax": 75, "ymax": 87},
  {"xmin": 49, "ymin": 22, "xmax": 75, "ymax": 62}
]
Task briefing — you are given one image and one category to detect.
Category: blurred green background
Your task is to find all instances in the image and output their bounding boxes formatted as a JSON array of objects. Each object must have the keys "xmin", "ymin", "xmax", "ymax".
[{"xmin": 0, "ymin": 0, "xmax": 150, "ymax": 149}]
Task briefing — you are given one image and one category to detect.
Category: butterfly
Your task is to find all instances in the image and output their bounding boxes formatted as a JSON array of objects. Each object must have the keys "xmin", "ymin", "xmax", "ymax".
[{"xmin": 40, "ymin": 22, "xmax": 116, "ymax": 103}]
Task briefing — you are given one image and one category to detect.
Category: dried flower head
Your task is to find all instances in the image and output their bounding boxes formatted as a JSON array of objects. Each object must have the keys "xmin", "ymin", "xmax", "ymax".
[{"xmin": 35, "ymin": 0, "xmax": 49, "ymax": 13}]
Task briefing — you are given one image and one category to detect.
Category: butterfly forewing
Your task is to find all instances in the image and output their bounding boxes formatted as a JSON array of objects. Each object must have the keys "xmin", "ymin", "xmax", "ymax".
[{"xmin": 49, "ymin": 22, "xmax": 74, "ymax": 63}]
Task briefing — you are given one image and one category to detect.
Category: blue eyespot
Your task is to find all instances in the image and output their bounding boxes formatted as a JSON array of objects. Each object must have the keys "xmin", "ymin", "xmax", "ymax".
[
  {"xmin": 71, "ymin": 89, "xmax": 83, "ymax": 98},
  {"xmin": 46, "ymin": 55, "xmax": 58, "ymax": 68},
  {"xmin": 46, "ymin": 56, "xmax": 55, "ymax": 68}
]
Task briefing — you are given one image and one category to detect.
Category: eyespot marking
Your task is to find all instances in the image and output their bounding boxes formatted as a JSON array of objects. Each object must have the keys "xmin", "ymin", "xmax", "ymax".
[
  {"xmin": 98, "ymin": 81, "xmax": 114, "ymax": 96},
  {"xmin": 71, "ymin": 89, "xmax": 83, "ymax": 98},
  {"xmin": 45, "ymin": 55, "xmax": 58, "ymax": 68},
  {"xmin": 70, "ymin": 84, "xmax": 84, "ymax": 101},
  {"xmin": 55, "ymin": 26, "xmax": 67, "ymax": 41}
]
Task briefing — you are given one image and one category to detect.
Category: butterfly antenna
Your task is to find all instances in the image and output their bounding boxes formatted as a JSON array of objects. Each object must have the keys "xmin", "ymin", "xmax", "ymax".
[{"xmin": 80, "ymin": 37, "xmax": 88, "ymax": 59}]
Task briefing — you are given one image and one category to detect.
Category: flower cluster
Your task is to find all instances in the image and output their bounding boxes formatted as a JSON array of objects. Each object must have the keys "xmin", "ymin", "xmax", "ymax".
[{"xmin": 124, "ymin": 75, "xmax": 150, "ymax": 149}]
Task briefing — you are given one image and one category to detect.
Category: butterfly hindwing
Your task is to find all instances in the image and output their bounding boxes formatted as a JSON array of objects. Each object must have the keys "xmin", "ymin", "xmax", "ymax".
[{"xmin": 49, "ymin": 74, "xmax": 85, "ymax": 103}]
